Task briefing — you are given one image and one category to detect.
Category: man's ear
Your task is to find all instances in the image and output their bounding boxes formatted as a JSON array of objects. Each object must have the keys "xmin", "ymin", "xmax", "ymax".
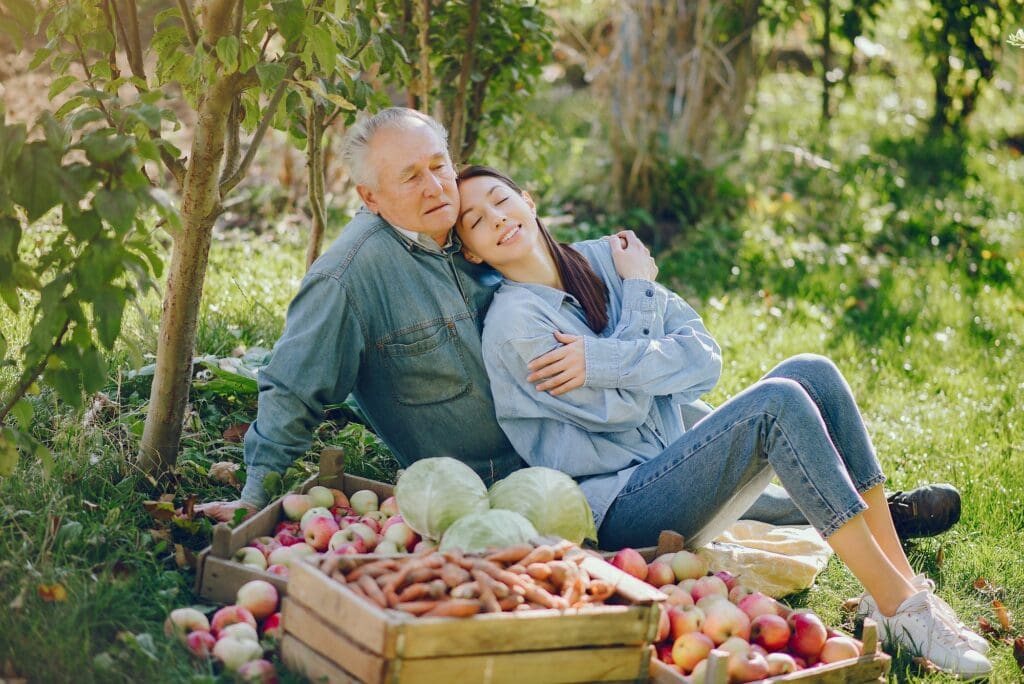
[
  {"xmin": 356, "ymin": 184, "xmax": 380, "ymax": 214},
  {"xmin": 461, "ymin": 247, "xmax": 484, "ymax": 265}
]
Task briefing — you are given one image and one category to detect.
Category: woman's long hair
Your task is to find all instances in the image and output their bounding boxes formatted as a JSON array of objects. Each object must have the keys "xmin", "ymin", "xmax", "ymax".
[{"xmin": 457, "ymin": 165, "xmax": 609, "ymax": 334}]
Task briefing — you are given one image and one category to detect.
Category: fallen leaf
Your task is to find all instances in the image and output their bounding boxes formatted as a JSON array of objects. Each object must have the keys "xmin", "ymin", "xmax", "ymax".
[
  {"xmin": 142, "ymin": 500, "xmax": 176, "ymax": 522},
  {"xmin": 912, "ymin": 656, "xmax": 941, "ymax": 674},
  {"xmin": 37, "ymin": 583, "xmax": 68, "ymax": 602},
  {"xmin": 935, "ymin": 545, "xmax": 944, "ymax": 568},
  {"xmin": 150, "ymin": 528, "xmax": 171, "ymax": 542},
  {"xmin": 973, "ymin": 577, "xmax": 989, "ymax": 591},
  {"xmin": 209, "ymin": 461, "xmax": 241, "ymax": 487},
  {"xmin": 841, "ymin": 597, "xmax": 861, "ymax": 613},
  {"xmin": 8, "ymin": 585, "xmax": 26, "ymax": 611},
  {"xmin": 994, "ymin": 600, "xmax": 1012, "ymax": 632},
  {"xmin": 1013, "ymin": 636, "xmax": 1024, "ymax": 672},
  {"xmin": 174, "ymin": 544, "xmax": 196, "ymax": 570},
  {"xmin": 222, "ymin": 423, "xmax": 250, "ymax": 443},
  {"xmin": 81, "ymin": 500, "xmax": 99, "ymax": 511},
  {"xmin": 182, "ymin": 493, "xmax": 197, "ymax": 519},
  {"xmin": 978, "ymin": 616, "xmax": 998, "ymax": 635},
  {"xmin": 158, "ymin": 493, "xmax": 175, "ymax": 503}
]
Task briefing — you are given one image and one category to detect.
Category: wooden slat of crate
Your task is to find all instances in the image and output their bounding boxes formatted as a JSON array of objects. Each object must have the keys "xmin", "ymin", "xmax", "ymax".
[
  {"xmin": 285, "ymin": 595, "xmax": 652, "ymax": 684},
  {"xmin": 282, "ymin": 634, "xmax": 361, "ymax": 684},
  {"xmin": 287, "ymin": 559, "xmax": 661, "ymax": 659}
]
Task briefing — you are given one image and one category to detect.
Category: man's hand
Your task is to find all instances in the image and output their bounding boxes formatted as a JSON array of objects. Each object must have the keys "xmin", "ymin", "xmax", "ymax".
[
  {"xmin": 608, "ymin": 230, "xmax": 658, "ymax": 281},
  {"xmin": 527, "ymin": 332, "xmax": 586, "ymax": 395},
  {"xmin": 194, "ymin": 499, "xmax": 258, "ymax": 523}
]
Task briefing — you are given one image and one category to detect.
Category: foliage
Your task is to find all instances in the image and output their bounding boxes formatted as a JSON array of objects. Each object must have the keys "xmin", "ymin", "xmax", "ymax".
[
  {"xmin": 1009, "ymin": 28, "xmax": 1024, "ymax": 48},
  {"xmin": 0, "ymin": 103, "xmax": 172, "ymax": 476}
]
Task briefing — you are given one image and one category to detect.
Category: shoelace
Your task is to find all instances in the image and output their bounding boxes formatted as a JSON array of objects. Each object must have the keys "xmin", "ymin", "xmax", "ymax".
[{"xmin": 905, "ymin": 597, "xmax": 973, "ymax": 649}]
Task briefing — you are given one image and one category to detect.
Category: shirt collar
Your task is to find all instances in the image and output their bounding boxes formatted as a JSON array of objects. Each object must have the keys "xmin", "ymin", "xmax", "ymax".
[
  {"xmin": 500, "ymin": 279, "xmax": 578, "ymax": 310},
  {"xmin": 391, "ymin": 224, "xmax": 454, "ymax": 254}
]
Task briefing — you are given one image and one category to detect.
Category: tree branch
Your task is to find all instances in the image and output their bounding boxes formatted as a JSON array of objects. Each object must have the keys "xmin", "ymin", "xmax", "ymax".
[
  {"xmin": 119, "ymin": 0, "xmax": 146, "ymax": 79},
  {"xmin": 448, "ymin": 0, "xmax": 480, "ymax": 165},
  {"xmin": 0, "ymin": 319, "xmax": 71, "ymax": 424},
  {"xmin": 100, "ymin": 0, "xmax": 121, "ymax": 79},
  {"xmin": 233, "ymin": 0, "xmax": 244, "ymax": 37},
  {"xmin": 219, "ymin": 96, "xmax": 242, "ymax": 185},
  {"xmin": 176, "ymin": 0, "xmax": 199, "ymax": 46},
  {"xmin": 72, "ymin": 36, "xmax": 117, "ymax": 128},
  {"xmin": 219, "ymin": 57, "xmax": 300, "ymax": 195}
]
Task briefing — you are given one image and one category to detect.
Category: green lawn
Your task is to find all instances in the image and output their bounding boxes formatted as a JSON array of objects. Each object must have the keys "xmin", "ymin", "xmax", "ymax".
[{"xmin": 2, "ymin": 65, "xmax": 1023, "ymax": 682}]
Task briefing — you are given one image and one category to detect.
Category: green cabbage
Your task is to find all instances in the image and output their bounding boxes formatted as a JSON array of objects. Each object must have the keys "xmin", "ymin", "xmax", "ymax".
[
  {"xmin": 438, "ymin": 510, "xmax": 539, "ymax": 553},
  {"xmin": 488, "ymin": 467, "xmax": 597, "ymax": 544},
  {"xmin": 395, "ymin": 457, "xmax": 490, "ymax": 541}
]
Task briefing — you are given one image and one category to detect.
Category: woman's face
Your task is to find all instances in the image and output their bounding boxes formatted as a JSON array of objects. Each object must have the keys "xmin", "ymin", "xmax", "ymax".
[{"xmin": 456, "ymin": 175, "xmax": 541, "ymax": 267}]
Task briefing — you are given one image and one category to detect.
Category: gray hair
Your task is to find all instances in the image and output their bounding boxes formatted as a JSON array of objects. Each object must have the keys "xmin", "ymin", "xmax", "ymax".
[{"xmin": 342, "ymin": 107, "xmax": 449, "ymax": 188}]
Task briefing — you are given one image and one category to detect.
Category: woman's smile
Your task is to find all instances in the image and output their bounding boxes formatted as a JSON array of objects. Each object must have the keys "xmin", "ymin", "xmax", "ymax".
[{"xmin": 497, "ymin": 223, "xmax": 522, "ymax": 245}]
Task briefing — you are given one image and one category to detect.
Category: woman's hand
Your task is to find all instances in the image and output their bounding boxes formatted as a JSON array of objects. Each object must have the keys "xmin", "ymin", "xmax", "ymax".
[
  {"xmin": 194, "ymin": 499, "xmax": 258, "ymax": 523},
  {"xmin": 527, "ymin": 332, "xmax": 586, "ymax": 395},
  {"xmin": 608, "ymin": 230, "xmax": 658, "ymax": 281}
]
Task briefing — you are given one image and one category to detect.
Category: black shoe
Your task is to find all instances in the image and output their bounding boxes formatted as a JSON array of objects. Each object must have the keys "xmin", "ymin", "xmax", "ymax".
[{"xmin": 887, "ymin": 484, "xmax": 962, "ymax": 539}]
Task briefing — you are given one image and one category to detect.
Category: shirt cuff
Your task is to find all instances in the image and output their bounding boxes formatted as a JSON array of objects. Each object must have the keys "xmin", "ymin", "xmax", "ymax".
[
  {"xmin": 620, "ymin": 279, "xmax": 660, "ymax": 312},
  {"xmin": 240, "ymin": 465, "xmax": 276, "ymax": 508},
  {"xmin": 583, "ymin": 336, "xmax": 622, "ymax": 387}
]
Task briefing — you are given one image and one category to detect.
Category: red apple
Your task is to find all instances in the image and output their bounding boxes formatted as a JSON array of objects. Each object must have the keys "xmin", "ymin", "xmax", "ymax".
[
  {"xmin": 210, "ymin": 605, "xmax": 257, "ymax": 637},
  {"xmin": 610, "ymin": 548, "xmax": 648, "ymax": 581},
  {"xmin": 164, "ymin": 607, "xmax": 211, "ymax": 640},
  {"xmin": 668, "ymin": 606, "xmax": 705, "ymax": 641},
  {"xmin": 303, "ymin": 515, "xmax": 340, "ymax": 551},
  {"xmin": 358, "ymin": 515, "xmax": 382, "ymax": 534},
  {"xmin": 273, "ymin": 528, "xmax": 304, "ymax": 547},
  {"xmin": 727, "ymin": 651, "xmax": 769, "ymax": 683},
  {"xmin": 787, "ymin": 611, "xmax": 828, "ymax": 660},
  {"xmin": 248, "ymin": 536, "xmax": 281, "ymax": 560},
  {"xmin": 819, "ymin": 636, "xmax": 860, "ymax": 663},
  {"xmin": 670, "ymin": 550, "xmax": 708, "ymax": 581},
  {"xmin": 677, "ymin": 578, "xmax": 698, "ymax": 594},
  {"xmin": 690, "ymin": 575, "xmax": 728, "ymax": 603},
  {"xmin": 236, "ymin": 658, "xmax": 279, "ymax": 683},
  {"xmin": 338, "ymin": 514, "xmax": 361, "ymax": 529},
  {"xmin": 212, "ymin": 636, "xmax": 262, "ymax": 671},
  {"xmin": 379, "ymin": 495, "xmax": 400, "ymax": 517},
  {"xmin": 702, "ymin": 600, "xmax": 751, "ymax": 645},
  {"xmin": 656, "ymin": 605, "xmax": 671, "ymax": 642},
  {"xmin": 273, "ymin": 520, "xmax": 300, "ymax": 536},
  {"xmin": 766, "ymin": 652, "xmax": 798, "ymax": 675},
  {"xmin": 219, "ymin": 622, "xmax": 259, "ymax": 643},
  {"xmin": 666, "ymin": 587, "xmax": 695, "ymax": 609},
  {"xmin": 361, "ymin": 510, "xmax": 388, "ymax": 525},
  {"xmin": 299, "ymin": 507, "xmax": 333, "ymax": 531},
  {"xmin": 750, "ymin": 613, "xmax": 790, "ymax": 652},
  {"xmin": 728, "ymin": 584, "xmax": 754, "ymax": 604},
  {"xmin": 185, "ymin": 630, "xmax": 217, "ymax": 657},
  {"xmin": 328, "ymin": 488, "xmax": 350, "ymax": 509},
  {"xmin": 714, "ymin": 570, "xmax": 739, "ymax": 590},
  {"xmin": 329, "ymin": 541, "xmax": 366, "ymax": 555},
  {"xmin": 266, "ymin": 564, "xmax": 288, "ymax": 578},
  {"xmin": 656, "ymin": 642, "xmax": 675, "ymax": 664},
  {"xmin": 236, "ymin": 580, "xmax": 279, "ymax": 620},
  {"xmin": 261, "ymin": 612, "xmax": 282, "ymax": 640},
  {"xmin": 646, "ymin": 561, "xmax": 676, "ymax": 587},
  {"xmin": 671, "ymin": 631, "xmax": 715, "ymax": 673},
  {"xmin": 382, "ymin": 521, "xmax": 417, "ymax": 551},
  {"xmin": 281, "ymin": 494, "xmax": 313, "ymax": 521},
  {"xmin": 737, "ymin": 592, "xmax": 781, "ymax": 620}
]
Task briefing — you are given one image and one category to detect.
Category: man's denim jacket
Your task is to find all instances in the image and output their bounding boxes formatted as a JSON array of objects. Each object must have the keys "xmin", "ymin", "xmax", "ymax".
[{"xmin": 241, "ymin": 209, "xmax": 525, "ymax": 506}]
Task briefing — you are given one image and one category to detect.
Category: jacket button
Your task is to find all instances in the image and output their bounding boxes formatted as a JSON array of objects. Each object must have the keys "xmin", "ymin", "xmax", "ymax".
[
  {"xmin": 643, "ymin": 328, "xmax": 650, "ymax": 335},
  {"xmin": 645, "ymin": 289, "xmax": 654, "ymax": 297}
]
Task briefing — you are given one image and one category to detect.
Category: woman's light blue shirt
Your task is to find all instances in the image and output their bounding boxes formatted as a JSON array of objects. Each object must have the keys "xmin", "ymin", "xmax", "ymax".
[{"xmin": 481, "ymin": 238, "xmax": 722, "ymax": 530}]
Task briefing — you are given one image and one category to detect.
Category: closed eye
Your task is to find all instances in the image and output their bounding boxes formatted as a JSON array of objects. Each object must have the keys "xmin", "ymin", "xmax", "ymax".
[{"xmin": 496, "ymin": 197, "xmax": 508, "ymax": 205}]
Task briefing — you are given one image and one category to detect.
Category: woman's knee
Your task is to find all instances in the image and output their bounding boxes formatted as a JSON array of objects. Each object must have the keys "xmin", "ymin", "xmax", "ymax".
[{"xmin": 754, "ymin": 377, "xmax": 818, "ymax": 416}]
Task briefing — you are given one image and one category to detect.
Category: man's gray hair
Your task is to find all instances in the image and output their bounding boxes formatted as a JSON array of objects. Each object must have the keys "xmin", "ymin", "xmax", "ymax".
[{"xmin": 342, "ymin": 107, "xmax": 449, "ymax": 188}]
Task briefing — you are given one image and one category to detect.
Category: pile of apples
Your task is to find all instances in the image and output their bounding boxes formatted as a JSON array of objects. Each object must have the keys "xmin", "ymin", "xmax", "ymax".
[
  {"xmin": 610, "ymin": 548, "xmax": 862, "ymax": 683},
  {"xmin": 164, "ymin": 579, "xmax": 282, "ymax": 681},
  {"xmin": 232, "ymin": 485, "xmax": 426, "ymax": 577}
]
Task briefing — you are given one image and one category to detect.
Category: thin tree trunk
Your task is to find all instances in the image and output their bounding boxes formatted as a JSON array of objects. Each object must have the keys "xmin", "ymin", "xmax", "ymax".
[
  {"xmin": 138, "ymin": 77, "xmax": 237, "ymax": 479},
  {"xmin": 305, "ymin": 105, "xmax": 326, "ymax": 269},
  {"xmin": 821, "ymin": 0, "xmax": 831, "ymax": 125},
  {"xmin": 448, "ymin": 0, "xmax": 480, "ymax": 166}
]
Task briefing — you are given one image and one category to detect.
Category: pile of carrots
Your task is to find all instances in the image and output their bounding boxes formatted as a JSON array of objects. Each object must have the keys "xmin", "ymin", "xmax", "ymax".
[{"xmin": 317, "ymin": 540, "xmax": 619, "ymax": 618}]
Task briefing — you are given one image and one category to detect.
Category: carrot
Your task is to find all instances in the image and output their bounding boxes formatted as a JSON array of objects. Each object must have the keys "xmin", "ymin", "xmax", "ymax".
[
  {"xmin": 586, "ymin": 580, "xmax": 614, "ymax": 602},
  {"xmin": 506, "ymin": 564, "xmax": 527, "ymax": 575},
  {"xmin": 519, "ymin": 545, "xmax": 555, "ymax": 566},
  {"xmin": 450, "ymin": 581, "xmax": 480, "ymax": 600},
  {"xmin": 395, "ymin": 600, "xmax": 440, "ymax": 616},
  {"xmin": 406, "ymin": 566, "xmax": 441, "ymax": 585},
  {"xmin": 485, "ymin": 544, "xmax": 534, "ymax": 564},
  {"xmin": 472, "ymin": 569, "xmax": 502, "ymax": 613},
  {"xmin": 423, "ymin": 599, "xmax": 482, "ymax": 618},
  {"xmin": 440, "ymin": 563, "xmax": 471, "ymax": 588},
  {"xmin": 347, "ymin": 559, "xmax": 398, "ymax": 581},
  {"xmin": 476, "ymin": 561, "xmax": 568, "ymax": 610},
  {"xmin": 499, "ymin": 594, "xmax": 525, "ymax": 611},
  {"xmin": 357, "ymin": 574, "xmax": 388, "ymax": 608},
  {"xmin": 526, "ymin": 563, "xmax": 552, "ymax": 581}
]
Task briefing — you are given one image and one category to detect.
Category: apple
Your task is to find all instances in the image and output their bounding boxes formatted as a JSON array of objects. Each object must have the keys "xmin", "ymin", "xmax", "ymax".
[
  {"xmin": 610, "ymin": 548, "xmax": 648, "ymax": 581},
  {"xmin": 306, "ymin": 485, "xmax": 335, "ymax": 509},
  {"xmin": 164, "ymin": 607, "xmax": 211, "ymax": 640},
  {"xmin": 714, "ymin": 570, "xmax": 739, "ymax": 590},
  {"xmin": 328, "ymin": 530, "xmax": 368, "ymax": 553},
  {"xmin": 728, "ymin": 585, "xmax": 754, "ymax": 604},
  {"xmin": 273, "ymin": 527, "xmax": 304, "ymax": 547},
  {"xmin": 358, "ymin": 515, "xmax": 382, "ymax": 534},
  {"xmin": 236, "ymin": 658, "xmax": 279, "ymax": 683},
  {"xmin": 328, "ymin": 488, "xmax": 350, "ymax": 509},
  {"xmin": 212, "ymin": 636, "xmax": 262, "ymax": 671},
  {"xmin": 281, "ymin": 494, "xmax": 313, "ymax": 521},
  {"xmin": 787, "ymin": 611, "xmax": 828, "ymax": 660},
  {"xmin": 261, "ymin": 612, "xmax": 282, "ymax": 640},
  {"xmin": 338, "ymin": 514, "xmax": 361, "ymax": 529},
  {"xmin": 236, "ymin": 580, "xmax": 279, "ymax": 620},
  {"xmin": 647, "ymin": 561, "xmax": 676, "ymax": 587},
  {"xmin": 383, "ymin": 521, "xmax": 417, "ymax": 550},
  {"xmin": 299, "ymin": 507, "xmax": 333, "ymax": 531},
  {"xmin": 656, "ymin": 605, "xmax": 671, "ymax": 642},
  {"xmin": 819, "ymin": 636, "xmax": 861, "ymax": 663},
  {"xmin": 210, "ymin": 605, "xmax": 257, "ymax": 637},
  {"xmin": 361, "ymin": 510, "xmax": 388, "ymax": 525},
  {"xmin": 267, "ymin": 546, "xmax": 298, "ymax": 568},
  {"xmin": 219, "ymin": 622, "xmax": 259, "ymax": 643},
  {"xmin": 737, "ymin": 592, "xmax": 781, "ymax": 620},
  {"xmin": 413, "ymin": 539, "xmax": 437, "ymax": 552},
  {"xmin": 185, "ymin": 630, "xmax": 216, "ymax": 657},
  {"xmin": 718, "ymin": 635, "xmax": 749, "ymax": 656},
  {"xmin": 670, "ymin": 550, "xmax": 708, "ymax": 581},
  {"xmin": 668, "ymin": 606, "xmax": 705, "ymax": 641},
  {"xmin": 671, "ymin": 631, "xmax": 714, "ymax": 673},
  {"xmin": 666, "ymin": 587, "xmax": 695, "ymax": 610},
  {"xmin": 303, "ymin": 515, "xmax": 340, "ymax": 551},
  {"xmin": 349, "ymin": 489, "xmax": 379, "ymax": 515},
  {"xmin": 677, "ymin": 578, "xmax": 698, "ymax": 594},
  {"xmin": 274, "ymin": 520, "xmax": 300, "ymax": 536},
  {"xmin": 727, "ymin": 651, "xmax": 769, "ymax": 683},
  {"xmin": 690, "ymin": 658, "xmax": 708, "ymax": 684},
  {"xmin": 329, "ymin": 541, "xmax": 366, "ymax": 555},
  {"xmin": 702, "ymin": 600, "xmax": 751, "ymax": 645},
  {"xmin": 690, "ymin": 575, "xmax": 728, "ymax": 603},
  {"xmin": 655, "ymin": 642, "xmax": 675, "ymax": 664},
  {"xmin": 248, "ymin": 536, "xmax": 281, "ymax": 559},
  {"xmin": 696, "ymin": 595, "xmax": 728, "ymax": 612},
  {"xmin": 379, "ymin": 495, "xmax": 400, "ymax": 517},
  {"xmin": 333, "ymin": 522, "xmax": 377, "ymax": 550},
  {"xmin": 374, "ymin": 539, "xmax": 403, "ymax": 554},
  {"xmin": 266, "ymin": 564, "xmax": 288, "ymax": 578},
  {"xmin": 288, "ymin": 542, "xmax": 316, "ymax": 557},
  {"xmin": 233, "ymin": 547, "xmax": 268, "ymax": 571},
  {"xmin": 750, "ymin": 613, "xmax": 790, "ymax": 652},
  {"xmin": 766, "ymin": 652, "xmax": 798, "ymax": 675},
  {"xmin": 749, "ymin": 644, "xmax": 768, "ymax": 657}
]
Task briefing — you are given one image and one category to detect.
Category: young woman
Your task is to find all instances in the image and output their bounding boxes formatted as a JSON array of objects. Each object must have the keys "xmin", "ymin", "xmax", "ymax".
[{"xmin": 455, "ymin": 165, "xmax": 990, "ymax": 679}]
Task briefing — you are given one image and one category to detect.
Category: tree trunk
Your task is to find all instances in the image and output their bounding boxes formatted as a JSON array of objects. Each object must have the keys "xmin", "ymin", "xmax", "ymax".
[
  {"xmin": 820, "ymin": 0, "xmax": 831, "ymax": 125},
  {"xmin": 305, "ymin": 105, "xmax": 326, "ymax": 269},
  {"xmin": 138, "ymin": 77, "xmax": 237, "ymax": 480},
  {"xmin": 447, "ymin": 0, "xmax": 480, "ymax": 166}
]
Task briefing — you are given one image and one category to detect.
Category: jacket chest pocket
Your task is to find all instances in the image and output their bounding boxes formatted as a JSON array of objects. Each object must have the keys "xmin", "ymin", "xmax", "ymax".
[{"xmin": 379, "ymin": 321, "xmax": 472, "ymax": 405}]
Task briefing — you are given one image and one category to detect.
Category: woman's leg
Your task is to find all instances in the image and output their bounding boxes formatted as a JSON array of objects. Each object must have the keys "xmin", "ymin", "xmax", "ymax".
[{"xmin": 765, "ymin": 354, "xmax": 914, "ymax": 579}]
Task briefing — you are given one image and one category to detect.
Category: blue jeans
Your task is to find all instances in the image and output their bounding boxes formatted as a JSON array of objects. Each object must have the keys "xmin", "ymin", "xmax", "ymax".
[{"xmin": 598, "ymin": 354, "xmax": 886, "ymax": 549}]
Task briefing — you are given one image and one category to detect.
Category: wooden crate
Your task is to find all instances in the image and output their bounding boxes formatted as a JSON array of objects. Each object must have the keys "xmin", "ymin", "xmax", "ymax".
[
  {"xmin": 281, "ymin": 551, "xmax": 665, "ymax": 684},
  {"xmin": 194, "ymin": 449, "xmax": 393, "ymax": 604},
  {"xmin": 648, "ymin": 620, "xmax": 891, "ymax": 684}
]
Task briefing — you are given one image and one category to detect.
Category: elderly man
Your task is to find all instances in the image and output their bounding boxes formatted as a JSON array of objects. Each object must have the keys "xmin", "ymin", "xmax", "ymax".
[{"xmin": 198, "ymin": 108, "xmax": 961, "ymax": 543}]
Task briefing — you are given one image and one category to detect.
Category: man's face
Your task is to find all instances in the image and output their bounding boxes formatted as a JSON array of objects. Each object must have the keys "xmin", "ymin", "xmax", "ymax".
[{"xmin": 357, "ymin": 124, "xmax": 459, "ymax": 243}]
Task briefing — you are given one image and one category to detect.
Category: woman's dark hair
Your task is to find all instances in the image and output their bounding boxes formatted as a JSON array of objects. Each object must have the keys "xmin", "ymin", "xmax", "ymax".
[{"xmin": 457, "ymin": 165, "xmax": 609, "ymax": 334}]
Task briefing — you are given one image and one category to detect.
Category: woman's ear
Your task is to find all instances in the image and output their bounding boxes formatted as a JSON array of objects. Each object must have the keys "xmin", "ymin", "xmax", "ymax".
[
  {"xmin": 522, "ymin": 190, "xmax": 537, "ymax": 213},
  {"xmin": 461, "ymin": 247, "xmax": 484, "ymax": 265}
]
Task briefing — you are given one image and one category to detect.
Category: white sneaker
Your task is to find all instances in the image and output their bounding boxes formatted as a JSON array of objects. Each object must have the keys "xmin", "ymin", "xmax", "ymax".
[
  {"xmin": 858, "ymin": 575, "xmax": 990, "ymax": 655},
  {"xmin": 866, "ymin": 591, "xmax": 992, "ymax": 680}
]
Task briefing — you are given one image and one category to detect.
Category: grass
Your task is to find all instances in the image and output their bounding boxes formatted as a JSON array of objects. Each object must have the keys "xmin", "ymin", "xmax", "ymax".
[{"xmin": 3, "ymin": 45, "xmax": 1024, "ymax": 684}]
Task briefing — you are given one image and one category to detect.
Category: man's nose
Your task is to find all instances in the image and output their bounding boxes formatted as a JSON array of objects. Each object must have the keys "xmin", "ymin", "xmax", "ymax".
[{"xmin": 423, "ymin": 171, "xmax": 443, "ymax": 195}]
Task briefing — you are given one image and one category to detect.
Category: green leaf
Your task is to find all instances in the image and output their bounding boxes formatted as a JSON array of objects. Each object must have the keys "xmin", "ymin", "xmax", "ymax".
[
  {"xmin": 306, "ymin": 23, "xmax": 336, "ymax": 71},
  {"xmin": 40, "ymin": 111, "xmax": 69, "ymax": 152},
  {"xmin": 0, "ymin": 429, "xmax": 19, "ymax": 476},
  {"xmin": 0, "ymin": 217, "xmax": 21, "ymax": 258},
  {"xmin": 78, "ymin": 131, "xmax": 133, "ymax": 163},
  {"xmin": 68, "ymin": 108, "xmax": 105, "ymax": 130},
  {"xmin": 0, "ymin": 121, "xmax": 27, "ymax": 172},
  {"xmin": 54, "ymin": 96, "xmax": 86, "ymax": 119},
  {"xmin": 92, "ymin": 288, "xmax": 126, "ymax": 350},
  {"xmin": 238, "ymin": 44, "xmax": 259, "ymax": 74},
  {"xmin": 35, "ymin": 443, "xmax": 53, "ymax": 474},
  {"xmin": 48, "ymin": 74, "xmax": 78, "ymax": 100},
  {"xmin": 1, "ymin": 0, "xmax": 35, "ymax": 30},
  {"xmin": 79, "ymin": 347, "xmax": 108, "ymax": 393},
  {"xmin": 256, "ymin": 62, "xmax": 288, "ymax": 91},
  {"xmin": 94, "ymin": 189, "xmax": 138, "ymax": 233},
  {"xmin": 193, "ymin": 361, "xmax": 258, "ymax": 395},
  {"xmin": 272, "ymin": 0, "xmax": 305, "ymax": 42},
  {"xmin": 66, "ymin": 209, "xmax": 102, "ymax": 241},
  {"xmin": 10, "ymin": 399, "xmax": 33, "ymax": 431},
  {"xmin": 215, "ymin": 35, "xmax": 239, "ymax": 72},
  {"xmin": 45, "ymin": 367, "xmax": 83, "ymax": 410},
  {"xmin": 0, "ymin": 284, "xmax": 19, "ymax": 314},
  {"xmin": 11, "ymin": 141, "xmax": 62, "ymax": 221}
]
